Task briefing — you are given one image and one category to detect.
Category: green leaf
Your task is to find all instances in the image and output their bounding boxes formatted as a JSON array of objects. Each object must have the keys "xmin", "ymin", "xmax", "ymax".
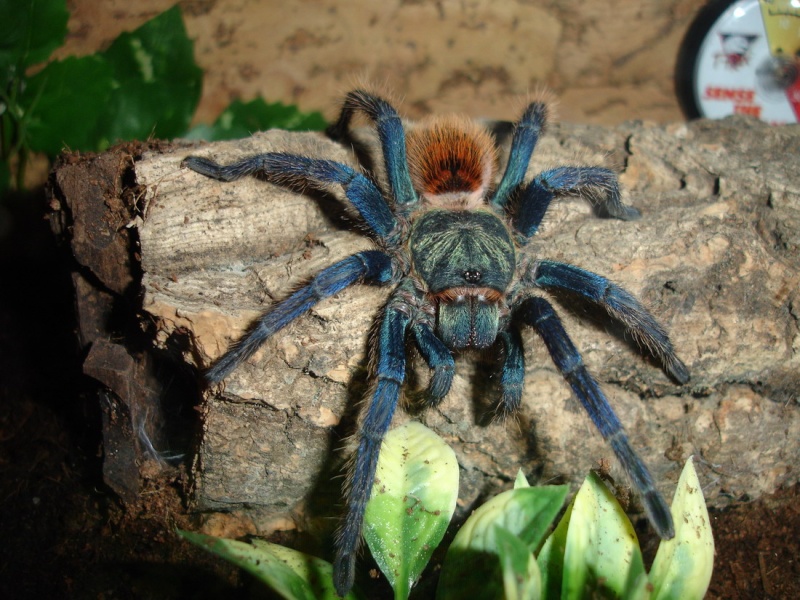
[
  {"xmin": 19, "ymin": 6, "xmax": 202, "ymax": 154},
  {"xmin": 179, "ymin": 531, "xmax": 315, "ymax": 600},
  {"xmin": 649, "ymin": 458, "xmax": 715, "ymax": 600},
  {"xmin": 514, "ymin": 469, "xmax": 531, "ymax": 489},
  {"xmin": 363, "ymin": 421, "xmax": 459, "ymax": 600},
  {"xmin": 0, "ymin": 0, "xmax": 69, "ymax": 76},
  {"xmin": 22, "ymin": 55, "xmax": 115, "ymax": 154},
  {"xmin": 536, "ymin": 498, "xmax": 571, "ymax": 600},
  {"xmin": 97, "ymin": 5, "xmax": 202, "ymax": 145},
  {"xmin": 179, "ymin": 530, "xmax": 363, "ymax": 600},
  {"xmin": 249, "ymin": 539, "xmax": 365, "ymax": 600},
  {"xmin": 186, "ymin": 97, "xmax": 327, "ymax": 141},
  {"xmin": 496, "ymin": 526, "xmax": 541, "ymax": 600},
  {"xmin": 560, "ymin": 472, "xmax": 649, "ymax": 600},
  {"xmin": 437, "ymin": 485, "xmax": 568, "ymax": 600},
  {"xmin": 451, "ymin": 485, "xmax": 568, "ymax": 553}
]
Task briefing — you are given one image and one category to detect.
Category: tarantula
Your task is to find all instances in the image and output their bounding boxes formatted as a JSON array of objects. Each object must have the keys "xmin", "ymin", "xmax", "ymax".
[{"xmin": 183, "ymin": 90, "xmax": 689, "ymax": 596}]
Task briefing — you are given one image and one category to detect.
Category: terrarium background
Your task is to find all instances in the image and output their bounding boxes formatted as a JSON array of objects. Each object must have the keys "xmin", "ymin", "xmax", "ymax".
[{"xmin": 61, "ymin": 0, "xmax": 698, "ymax": 125}]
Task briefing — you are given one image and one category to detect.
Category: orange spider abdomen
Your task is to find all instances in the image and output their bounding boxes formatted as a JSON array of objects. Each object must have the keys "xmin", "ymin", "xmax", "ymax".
[{"xmin": 406, "ymin": 115, "xmax": 497, "ymax": 209}]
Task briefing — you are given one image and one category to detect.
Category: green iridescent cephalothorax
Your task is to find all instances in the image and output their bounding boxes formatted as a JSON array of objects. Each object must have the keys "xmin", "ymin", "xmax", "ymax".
[{"xmin": 409, "ymin": 209, "xmax": 516, "ymax": 349}]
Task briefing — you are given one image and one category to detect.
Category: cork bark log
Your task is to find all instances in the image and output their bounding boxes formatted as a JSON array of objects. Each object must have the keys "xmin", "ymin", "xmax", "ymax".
[{"xmin": 64, "ymin": 115, "xmax": 800, "ymax": 537}]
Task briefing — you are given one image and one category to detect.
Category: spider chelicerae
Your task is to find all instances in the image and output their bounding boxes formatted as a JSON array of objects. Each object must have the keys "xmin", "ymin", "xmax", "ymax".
[{"xmin": 183, "ymin": 89, "xmax": 689, "ymax": 596}]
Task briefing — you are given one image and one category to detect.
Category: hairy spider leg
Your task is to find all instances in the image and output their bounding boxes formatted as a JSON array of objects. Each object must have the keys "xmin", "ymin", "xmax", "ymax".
[
  {"xmin": 334, "ymin": 294, "xmax": 412, "ymax": 596},
  {"xmin": 326, "ymin": 89, "xmax": 419, "ymax": 210},
  {"xmin": 411, "ymin": 322, "xmax": 455, "ymax": 405},
  {"xmin": 529, "ymin": 260, "xmax": 690, "ymax": 384},
  {"xmin": 490, "ymin": 101, "xmax": 548, "ymax": 209},
  {"xmin": 206, "ymin": 251, "xmax": 394, "ymax": 383},
  {"xmin": 183, "ymin": 154, "xmax": 400, "ymax": 245},
  {"xmin": 516, "ymin": 296, "xmax": 675, "ymax": 539},
  {"xmin": 513, "ymin": 167, "xmax": 642, "ymax": 240},
  {"xmin": 498, "ymin": 329, "xmax": 526, "ymax": 414}
]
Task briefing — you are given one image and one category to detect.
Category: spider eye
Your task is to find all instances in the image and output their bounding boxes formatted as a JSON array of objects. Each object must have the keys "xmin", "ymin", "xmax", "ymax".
[{"xmin": 463, "ymin": 269, "xmax": 482, "ymax": 284}]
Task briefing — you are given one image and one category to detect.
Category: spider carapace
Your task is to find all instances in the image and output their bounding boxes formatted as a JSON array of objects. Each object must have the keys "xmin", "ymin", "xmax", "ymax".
[{"xmin": 183, "ymin": 90, "xmax": 689, "ymax": 596}]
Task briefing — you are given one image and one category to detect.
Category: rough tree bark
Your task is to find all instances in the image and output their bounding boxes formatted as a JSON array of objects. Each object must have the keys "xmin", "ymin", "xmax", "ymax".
[{"xmin": 56, "ymin": 115, "xmax": 800, "ymax": 539}]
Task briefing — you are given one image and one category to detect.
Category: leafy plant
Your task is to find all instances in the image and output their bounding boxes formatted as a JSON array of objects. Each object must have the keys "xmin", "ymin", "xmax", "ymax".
[
  {"xmin": 186, "ymin": 98, "xmax": 327, "ymax": 142},
  {"xmin": 1, "ymin": 0, "xmax": 68, "ymax": 190},
  {"xmin": 437, "ymin": 474, "xmax": 568, "ymax": 600},
  {"xmin": 1, "ymin": 0, "xmax": 199, "ymax": 190},
  {"xmin": 179, "ymin": 531, "xmax": 360, "ymax": 600},
  {"xmin": 181, "ymin": 422, "xmax": 714, "ymax": 599},
  {"xmin": 0, "ymin": 0, "xmax": 325, "ymax": 193},
  {"xmin": 361, "ymin": 421, "xmax": 459, "ymax": 599}
]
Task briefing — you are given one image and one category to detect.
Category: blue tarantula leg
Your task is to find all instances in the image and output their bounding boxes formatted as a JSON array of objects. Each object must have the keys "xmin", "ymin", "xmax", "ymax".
[
  {"xmin": 529, "ymin": 260, "xmax": 689, "ymax": 384},
  {"xmin": 411, "ymin": 322, "xmax": 455, "ymax": 405},
  {"xmin": 183, "ymin": 153, "xmax": 400, "ymax": 244},
  {"xmin": 206, "ymin": 251, "xmax": 393, "ymax": 383},
  {"xmin": 514, "ymin": 166, "xmax": 640, "ymax": 239},
  {"xmin": 326, "ymin": 89, "xmax": 418, "ymax": 208},
  {"xmin": 498, "ymin": 329, "xmax": 525, "ymax": 414},
  {"xmin": 517, "ymin": 296, "xmax": 675, "ymax": 539},
  {"xmin": 490, "ymin": 101, "xmax": 548, "ymax": 209},
  {"xmin": 334, "ymin": 301, "xmax": 411, "ymax": 596}
]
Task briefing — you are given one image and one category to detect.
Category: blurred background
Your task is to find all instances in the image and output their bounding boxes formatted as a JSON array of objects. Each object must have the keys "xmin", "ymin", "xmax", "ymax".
[{"xmin": 58, "ymin": 0, "xmax": 698, "ymax": 125}]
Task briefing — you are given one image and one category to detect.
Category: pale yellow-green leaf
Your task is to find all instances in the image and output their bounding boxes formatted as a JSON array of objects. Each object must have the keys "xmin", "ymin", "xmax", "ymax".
[
  {"xmin": 561, "ymin": 472, "xmax": 648, "ymax": 599},
  {"xmin": 649, "ymin": 457, "xmax": 715, "ymax": 600},
  {"xmin": 514, "ymin": 469, "xmax": 531, "ymax": 489},
  {"xmin": 363, "ymin": 421, "xmax": 459, "ymax": 600},
  {"xmin": 496, "ymin": 525, "xmax": 542, "ymax": 600},
  {"xmin": 536, "ymin": 499, "xmax": 572, "ymax": 600},
  {"xmin": 179, "ymin": 531, "xmax": 361, "ymax": 600},
  {"xmin": 249, "ymin": 539, "xmax": 346, "ymax": 593},
  {"xmin": 438, "ymin": 485, "xmax": 567, "ymax": 600}
]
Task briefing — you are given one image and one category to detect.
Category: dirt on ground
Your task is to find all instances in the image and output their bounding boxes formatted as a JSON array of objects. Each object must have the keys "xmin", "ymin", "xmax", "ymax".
[{"xmin": 1, "ymin": 188, "xmax": 798, "ymax": 599}]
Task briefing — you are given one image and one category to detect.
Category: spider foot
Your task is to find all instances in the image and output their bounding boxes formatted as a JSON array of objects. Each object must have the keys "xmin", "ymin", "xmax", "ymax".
[{"xmin": 665, "ymin": 355, "xmax": 690, "ymax": 385}]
